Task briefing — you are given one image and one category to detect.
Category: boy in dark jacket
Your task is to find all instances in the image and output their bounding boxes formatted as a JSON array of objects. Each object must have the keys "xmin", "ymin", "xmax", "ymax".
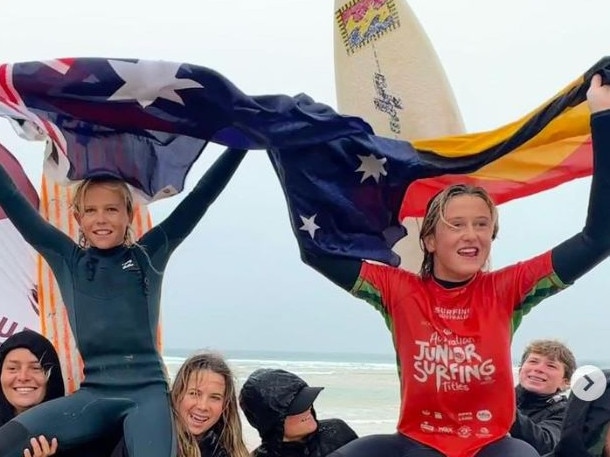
[
  {"xmin": 239, "ymin": 368, "xmax": 357, "ymax": 457},
  {"xmin": 510, "ymin": 339, "xmax": 576, "ymax": 455},
  {"xmin": 550, "ymin": 369, "xmax": 610, "ymax": 457}
]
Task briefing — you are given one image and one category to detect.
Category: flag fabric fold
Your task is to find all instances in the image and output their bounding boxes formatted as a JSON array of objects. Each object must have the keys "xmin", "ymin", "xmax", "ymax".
[
  {"xmin": 400, "ymin": 61, "xmax": 610, "ymax": 219},
  {"xmin": 269, "ymin": 59, "xmax": 609, "ymax": 266},
  {"xmin": 0, "ymin": 58, "xmax": 372, "ymax": 200},
  {"xmin": 0, "ymin": 56, "xmax": 607, "ymax": 266}
]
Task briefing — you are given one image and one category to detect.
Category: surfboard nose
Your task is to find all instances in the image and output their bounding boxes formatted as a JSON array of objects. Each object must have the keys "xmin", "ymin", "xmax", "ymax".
[{"xmin": 333, "ymin": 0, "xmax": 465, "ymax": 141}]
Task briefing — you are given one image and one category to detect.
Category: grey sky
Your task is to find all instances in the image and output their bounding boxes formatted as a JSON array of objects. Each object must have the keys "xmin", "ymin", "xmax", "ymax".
[{"xmin": 0, "ymin": 1, "xmax": 609, "ymax": 362}]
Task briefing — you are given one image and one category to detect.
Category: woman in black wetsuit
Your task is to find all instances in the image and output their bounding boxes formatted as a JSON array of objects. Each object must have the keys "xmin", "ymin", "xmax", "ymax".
[{"xmin": 0, "ymin": 148, "xmax": 246, "ymax": 457}]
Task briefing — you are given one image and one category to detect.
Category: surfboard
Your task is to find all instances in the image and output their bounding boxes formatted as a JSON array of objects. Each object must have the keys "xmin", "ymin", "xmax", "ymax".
[
  {"xmin": 333, "ymin": 0, "xmax": 465, "ymax": 273},
  {"xmin": 37, "ymin": 171, "xmax": 155, "ymax": 392},
  {"xmin": 0, "ymin": 143, "xmax": 41, "ymax": 344}
]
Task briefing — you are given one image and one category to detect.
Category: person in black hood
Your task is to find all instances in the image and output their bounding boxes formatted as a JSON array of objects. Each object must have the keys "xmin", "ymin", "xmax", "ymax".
[
  {"xmin": 510, "ymin": 339, "xmax": 576, "ymax": 455},
  {"xmin": 239, "ymin": 368, "xmax": 357, "ymax": 457},
  {"xmin": 0, "ymin": 330, "xmax": 121, "ymax": 457},
  {"xmin": 549, "ymin": 369, "xmax": 610, "ymax": 457},
  {"xmin": 0, "ymin": 330, "xmax": 65, "ymax": 428}
]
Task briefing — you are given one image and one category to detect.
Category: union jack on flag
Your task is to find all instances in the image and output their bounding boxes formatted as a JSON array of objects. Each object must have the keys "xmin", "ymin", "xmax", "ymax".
[{"xmin": 0, "ymin": 58, "xmax": 371, "ymax": 200}]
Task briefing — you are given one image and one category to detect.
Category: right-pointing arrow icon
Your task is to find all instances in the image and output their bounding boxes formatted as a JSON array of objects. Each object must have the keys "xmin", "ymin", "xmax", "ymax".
[
  {"xmin": 583, "ymin": 374, "xmax": 595, "ymax": 392},
  {"xmin": 571, "ymin": 365, "xmax": 607, "ymax": 402}
]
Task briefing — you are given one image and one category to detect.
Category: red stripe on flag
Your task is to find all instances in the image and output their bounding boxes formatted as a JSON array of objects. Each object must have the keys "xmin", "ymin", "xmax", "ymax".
[
  {"xmin": 400, "ymin": 140, "xmax": 593, "ymax": 219},
  {"xmin": 57, "ymin": 58, "xmax": 75, "ymax": 67},
  {"xmin": 0, "ymin": 65, "xmax": 19, "ymax": 105}
]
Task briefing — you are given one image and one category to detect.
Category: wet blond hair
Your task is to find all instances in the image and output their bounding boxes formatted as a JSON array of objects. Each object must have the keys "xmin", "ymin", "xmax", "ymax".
[
  {"xmin": 419, "ymin": 184, "xmax": 499, "ymax": 279},
  {"xmin": 520, "ymin": 339, "xmax": 576, "ymax": 381},
  {"xmin": 171, "ymin": 352, "xmax": 249, "ymax": 457},
  {"xmin": 72, "ymin": 178, "xmax": 135, "ymax": 248}
]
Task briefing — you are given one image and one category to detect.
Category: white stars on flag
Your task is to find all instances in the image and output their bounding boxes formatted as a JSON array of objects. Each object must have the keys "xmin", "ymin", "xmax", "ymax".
[
  {"xmin": 107, "ymin": 59, "xmax": 203, "ymax": 108},
  {"xmin": 299, "ymin": 214, "xmax": 320, "ymax": 239},
  {"xmin": 355, "ymin": 153, "xmax": 387, "ymax": 183}
]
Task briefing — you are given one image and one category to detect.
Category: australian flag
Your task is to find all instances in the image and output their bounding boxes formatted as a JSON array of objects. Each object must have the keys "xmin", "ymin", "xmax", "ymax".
[{"xmin": 0, "ymin": 57, "xmax": 604, "ymax": 266}]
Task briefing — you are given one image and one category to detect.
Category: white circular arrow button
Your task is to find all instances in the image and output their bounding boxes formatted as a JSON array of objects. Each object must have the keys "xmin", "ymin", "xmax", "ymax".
[{"xmin": 570, "ymin": 365, "xmax": 606, "ymax": 402}]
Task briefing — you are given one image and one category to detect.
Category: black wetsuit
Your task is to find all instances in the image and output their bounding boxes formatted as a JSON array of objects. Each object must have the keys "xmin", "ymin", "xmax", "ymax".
[
  {"xmin": 305, "ymin": 110, "xmax": 610, "ymax": 457},
  {"xmin": 0, "ymin": 148, "xmax": 246, "ymax": 457}
]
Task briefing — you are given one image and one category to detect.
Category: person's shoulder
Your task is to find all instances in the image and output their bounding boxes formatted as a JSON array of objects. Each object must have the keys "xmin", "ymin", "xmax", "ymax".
[
  {"xmin": 317, "ymin": 418, "xmax": 357, "ymax": 437},
  {"xmin": 318, "ymin": 418, "xmax": 351, "ymax": 429},
  {"xmin": 485, "ymin": 251, "xmax": 553, "ymax": 280},
  {"xmin": 554, "ymin": 393, "xmax": 569, "ymax": 404},
  {"xmin": 250, "ymin": 444, "xmax": 266, "ymax": 457},
  {"xmin": 547, "ymin": 394, "xmax": 569, "ymax": 414},
  {"xmin": 359, "ymin": 260, "xmax": 421, "ymax": 285},
  {"xmin": 315, "ymin": 419, "xmax": 358, "ymax": 449},
  {"xmin": 197, "ymin": 430, "xmax": 235, "ymax": 457}
]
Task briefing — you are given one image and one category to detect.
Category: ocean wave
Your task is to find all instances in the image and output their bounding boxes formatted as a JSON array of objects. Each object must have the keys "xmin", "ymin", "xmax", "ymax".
[
  {"xmin": 225, "ymin": 358, "xmax": 396, "ymax": 371},
  {"xmin": 348, "ymin": 419, "xmax": 396, "ymax": 424},
  {"xmin": 163, "ymin": 357, "xmax": 524, "ymax": 386}
]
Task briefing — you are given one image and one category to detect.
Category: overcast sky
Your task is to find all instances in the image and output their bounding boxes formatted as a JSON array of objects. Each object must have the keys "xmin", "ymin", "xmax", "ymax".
[{"xmin": 0, "ymin": 0, "xmax": 609, "ymax": 363}]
